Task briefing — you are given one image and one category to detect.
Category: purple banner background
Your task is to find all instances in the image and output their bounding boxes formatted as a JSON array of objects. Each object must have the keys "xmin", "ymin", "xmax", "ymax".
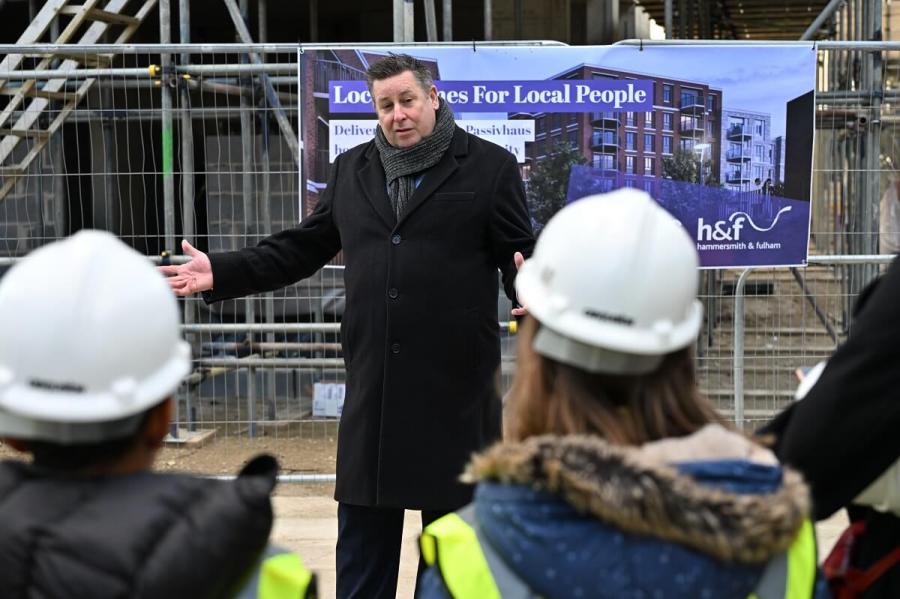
[
  {"xmin": 567, "ymin": 165, "xmax": 810, "ymax": 268},
  {"xmin": 329, "ymin": 80, "xmax": 654, "ymax": 113}
]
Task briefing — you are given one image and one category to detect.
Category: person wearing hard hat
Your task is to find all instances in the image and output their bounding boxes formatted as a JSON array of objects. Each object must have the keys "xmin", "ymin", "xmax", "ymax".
[
  {"xmin": 0, "ymin": 230, "xmax": 316, "ymax": 599},
  {"xmin": 416, "ymin": 190, "xmax": 826, "ymax": 599}
]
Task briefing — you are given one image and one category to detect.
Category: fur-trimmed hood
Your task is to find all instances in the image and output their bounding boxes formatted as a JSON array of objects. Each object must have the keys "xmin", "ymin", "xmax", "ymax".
[{"xmin": 464, "ymin": 424, "xmax": 810, "ymax": 564}]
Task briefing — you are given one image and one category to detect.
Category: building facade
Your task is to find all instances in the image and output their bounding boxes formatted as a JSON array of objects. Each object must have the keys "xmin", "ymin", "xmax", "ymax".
[
  {"xmin": 516, "ymin": 64, "xmax": 723, "ymax": 196},
  {"xmin": 720, "ymin": 109, "xmax": 777, "ymax": 193}
]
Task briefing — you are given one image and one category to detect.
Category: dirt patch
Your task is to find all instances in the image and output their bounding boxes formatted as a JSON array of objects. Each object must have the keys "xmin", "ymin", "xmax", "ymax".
[{"xmin": 0, "ymin": 436, "xmax": 338, "ymax": 498}]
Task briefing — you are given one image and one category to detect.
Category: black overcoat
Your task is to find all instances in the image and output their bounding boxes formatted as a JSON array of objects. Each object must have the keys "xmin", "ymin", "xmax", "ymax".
[
  {"xmin": 206, "ymin": 127, "xmax": 535, "ymax": 509},
  {"xmin": 760, "ymin": 256, "xmax": 900, "ymax": 519}
]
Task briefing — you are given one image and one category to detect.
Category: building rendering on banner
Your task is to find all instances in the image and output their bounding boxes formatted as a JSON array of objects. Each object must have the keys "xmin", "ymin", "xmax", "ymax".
[
  {"xmin": 513, "ymin": 65, "xmax": 723, "ymax": 195},
  {"xmin": 720, "ymin": 109, "xmax": 778, "ymax": 194}
]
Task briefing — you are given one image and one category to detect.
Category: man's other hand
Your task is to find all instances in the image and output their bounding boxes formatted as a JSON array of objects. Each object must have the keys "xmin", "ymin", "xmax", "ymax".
[
  {"xmin": 511, "ymin": 251, "xmax": 528, "ymax": 317},
  {"xmin": 159, "ymin": 239, "xmax": 213, "ymax": 296}
]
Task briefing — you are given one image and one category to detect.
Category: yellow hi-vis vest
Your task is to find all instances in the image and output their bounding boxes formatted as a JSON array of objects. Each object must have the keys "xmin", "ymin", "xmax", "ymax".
[
  {"xmin": 234, "ymin": 545, "xmax": 317, "ymax": 599},
  {"xmin": 421, "ymin": 506, "xmax": 817, "ymax": 599}
]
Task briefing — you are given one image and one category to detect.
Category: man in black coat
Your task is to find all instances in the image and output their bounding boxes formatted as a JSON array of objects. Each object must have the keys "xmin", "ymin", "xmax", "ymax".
[
  {"xmin": 162, "ymin": 54, "xmax": 535, "ymax": 598},
  {"xmin": 760, "ymin": 257, "xmax": 900, "ymax": 596}
]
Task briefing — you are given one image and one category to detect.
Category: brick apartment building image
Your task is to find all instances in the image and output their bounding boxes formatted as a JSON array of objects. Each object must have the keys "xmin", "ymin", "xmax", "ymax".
[{"xmin": 512, "ymin": 64, "xmax": 723, "ymax": 195}]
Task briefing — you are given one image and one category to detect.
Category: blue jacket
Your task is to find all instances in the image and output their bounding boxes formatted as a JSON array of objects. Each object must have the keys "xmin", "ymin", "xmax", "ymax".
[{"xmin": 419, "ymin": 425, "xmax": 828, "ymax": 598}]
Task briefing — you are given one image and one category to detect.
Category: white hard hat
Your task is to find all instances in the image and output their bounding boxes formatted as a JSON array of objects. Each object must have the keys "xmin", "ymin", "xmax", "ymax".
[
  {"xmin": 0, "ymin": 230, "xmax": 191, "ymax": 442},
  {"xmin": 515, "ymin": 189, "xmax": 702, "ymax": 374}
]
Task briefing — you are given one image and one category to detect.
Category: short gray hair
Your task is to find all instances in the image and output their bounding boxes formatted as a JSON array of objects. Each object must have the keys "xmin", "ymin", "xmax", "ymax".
[{"xmin": 366, "ymin": 54, "xmax": 433, "ymax": 95}]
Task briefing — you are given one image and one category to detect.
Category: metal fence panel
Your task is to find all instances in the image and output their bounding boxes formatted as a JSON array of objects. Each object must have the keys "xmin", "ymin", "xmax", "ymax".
[{"xmin": 0, "ymin": 41, "xmax": 896, "ymax": 450}]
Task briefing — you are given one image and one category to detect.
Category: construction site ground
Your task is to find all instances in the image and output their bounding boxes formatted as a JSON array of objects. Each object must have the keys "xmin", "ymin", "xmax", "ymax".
[{"xmin": 2, "ymin": 436, "xmax": 847, "ymax": 598}]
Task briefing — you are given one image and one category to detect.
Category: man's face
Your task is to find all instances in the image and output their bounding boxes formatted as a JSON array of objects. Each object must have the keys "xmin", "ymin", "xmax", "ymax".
[{"xmin": 372, "ymin": 70, "xmax": 439, "ymax": 148}]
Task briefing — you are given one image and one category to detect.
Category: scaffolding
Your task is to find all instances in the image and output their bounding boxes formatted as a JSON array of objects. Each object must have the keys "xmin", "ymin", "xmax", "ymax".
[{"xmin": 0, "ymin": 0, "xmax": 897, "ymax": 438}]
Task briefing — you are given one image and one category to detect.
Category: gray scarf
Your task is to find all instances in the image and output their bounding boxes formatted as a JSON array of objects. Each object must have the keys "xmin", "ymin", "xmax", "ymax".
[{"xmin": 374, "ymin": 99, "xmax": 456, "ymax": 221}]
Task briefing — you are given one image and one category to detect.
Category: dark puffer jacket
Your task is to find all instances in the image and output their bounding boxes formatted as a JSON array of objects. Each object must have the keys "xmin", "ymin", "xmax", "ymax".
[{"xmin": 0, "ymin": 454, "xmax": 278, "ymax": 599}]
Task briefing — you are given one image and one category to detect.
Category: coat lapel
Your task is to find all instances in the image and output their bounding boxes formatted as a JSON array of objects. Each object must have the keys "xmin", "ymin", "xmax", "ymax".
[
  {"xmin": 396, "ymin": 127, "xmax": 468, "ymax": 228},
  {"xmin": 356, "ymin": 143, "xmax": 397, "ymax": 229}
]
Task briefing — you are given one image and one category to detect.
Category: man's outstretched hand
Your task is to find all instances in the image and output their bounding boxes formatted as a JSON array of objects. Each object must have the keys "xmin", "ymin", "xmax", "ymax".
[
  {"xmin": 511, "ymin": 251, "xmax": 528, "ymax": 317},
  {"xmin": 159, "ymin": 239, "xmax": 213, "ymax": 297}
]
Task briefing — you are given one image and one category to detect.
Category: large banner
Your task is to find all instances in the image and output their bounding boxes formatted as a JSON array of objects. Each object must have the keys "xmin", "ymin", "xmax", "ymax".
[{"xmin": 299, "ymin": 44, "xmax": 816, "ymax": 268}]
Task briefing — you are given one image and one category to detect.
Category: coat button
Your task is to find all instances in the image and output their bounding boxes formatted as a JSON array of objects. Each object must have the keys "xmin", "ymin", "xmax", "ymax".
[
  {"xmin": 388, "ymin": 287, "xmax": 399, "ymax": 299},
  {"xmin": 391, "ymin": 234, "xmax": 402, "ymax": 245},
  {"xmin": 390, "ymin": 342, "xmax": 401, "ymax": 354}
]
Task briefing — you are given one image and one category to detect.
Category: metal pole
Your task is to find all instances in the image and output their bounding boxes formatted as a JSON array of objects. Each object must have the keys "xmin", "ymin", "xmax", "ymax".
[
  {"xmin": 159, "ymin": 2, "xmax": 176, "ymax": 265},
  {"xmin": 732, "ymin": 267, "xmax": 753, "ymax": 430},
  {"xmin": 258, "ymin": 0, "xmax": 268, "ymax": 48},
  {"xmin": 665, "ymin": 0, "xmax": 673, "ymax": 38},
  {"xmin": 178, "ymin": 2, "xmax": 194, "ymax": 245},
  {"xmin": 208, "ymin": 473, "xmax": 337, "ymax": 483},
  {"xmin": 443, "ymin": 0, "xmax": 453, "ymax": 41},
  {"xmin": 179, "ymin": 0, "xmax": 197, "ymax": 433},
  {"xmin": 484, "ymin": 0, "xmax": 492, "ymax": 41},
  {"xmin": 50, "ymin": 14, "xmax": 65, "ymax": 240},
  {"xmin": 864, "ymin": 0, "xmax": 882, "ymax": 285},
  {"xmin": 801, "ymin": 0, "xmax": 846, "ymax": 40},
  {"xmin": 259, "ymin": 8, "xmax": 277, "ymax": 420},
  {"xmin": 238, "ymin": 0, "xmax": 258, "ymax": 438},
  {"xmin": 159, "ymin": 0, "xmax": 177, "ymax": 437},
  {"xmin": 405, "ymin": 0, "xmax": 415, "ymax": 41},
  {"xmin": 309, "ymin": 0, "xmax": 318, "ymax": 42},
  {"xmin": 393, "ymin": 0, "xmax": 404, "ymax": 41},
  {"xmin": 223, "ymin": 0, "xmax": 301, "ymax": 165},
  {"xmin": 514, "ymin": 0, "xmax": 523, "ymax": 39},
  {"xmin": 424, "ymin": 0, "xmax": 438, "ymax": 42},
  {"xmin": 0, "ymin": 65, "xmax": 297, "ymax": 80}
]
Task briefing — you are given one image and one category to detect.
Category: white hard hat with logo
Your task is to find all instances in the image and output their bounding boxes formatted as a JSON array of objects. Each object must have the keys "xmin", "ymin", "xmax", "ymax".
[
  {"xmin": 0, "ymin": 230, "xmax": 191, "ymax": 443},
  {"xmin": 515, "ymin": 189, "xmax": 702, "ymax": 374}
]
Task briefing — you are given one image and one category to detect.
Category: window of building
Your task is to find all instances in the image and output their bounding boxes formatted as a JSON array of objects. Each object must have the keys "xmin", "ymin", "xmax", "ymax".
[
  {"xmin": 662, "ymin": 136, "xmax": 673, "ymax": 154},
  {"xmin": 536, "ymin": 118, "xmax": 545, "ymax": 134},
  {"xmin": 593, "ymin": 153, "xmax": 615, "ymax": 170},
  {"xmin": 754, "ymin": 119, "xmax": 764, "ymax": 135},
  {"xmin": 753, "ymin": 165, "xmax": 764, "ymax": 179},
  {"xmin": 626, "ymin": 132, "xmax": 636, "ymax": 151},
  {"xmin": 663, "ymin": 113, "xmax": 673, "ymax": 131},
  {"xmin": 644, "ymin": 157, "xmax": 655, "ymax": 176},
  {"xmin": 644, "ymin": 111, "xmax": 654, "ymax": 128},
  {"xmin": 644, "ymin": 180, "xmax": 654, "ymax": 194},
  {"xmin": 707, "ymin": 96, "xmax": 715, "ymax": 111},
  {"xmin": 552, "ymin": 114, "xmax": 562, "ymax": 131},
  {"xmin": 755, "ymin": 144, "xmax": 765, "ymax": 159},
  {"xmin": 681, "ymin": 90, "xmax": 702, "ymax": 107},
  {"xmin": 663, "ymin": 85, "xmax": 673, "ymax": 103},
  {"xmin": 680, "ymin": 138, "xmax": 695, "ymax": 151},
  {"xmin": 568, "ymin": 129, "xmax": 578, "ymax": 145},
  {"xmin": 626, "ymin": 155, "xmax": 635, "ymax": 174},
  {"xmin": 644, "ymin": 134, "xmax": 655, "ymax": 152},
  {"xmin": 626, "ymin": 112, "xmax": 636, "ymax": 126},
  {"xmin": 680, "ymin": 115, "xmax": 700, "ymax": 132},
  {"xmin": 625, "ymin": 179, "xmax": 637, "ymax": 188}
]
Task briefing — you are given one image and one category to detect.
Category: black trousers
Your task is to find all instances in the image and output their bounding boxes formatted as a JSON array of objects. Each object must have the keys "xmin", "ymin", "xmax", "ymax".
[{"xmin": 336, "ymin": 502, "xmax": 450, "ymax": 599}]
